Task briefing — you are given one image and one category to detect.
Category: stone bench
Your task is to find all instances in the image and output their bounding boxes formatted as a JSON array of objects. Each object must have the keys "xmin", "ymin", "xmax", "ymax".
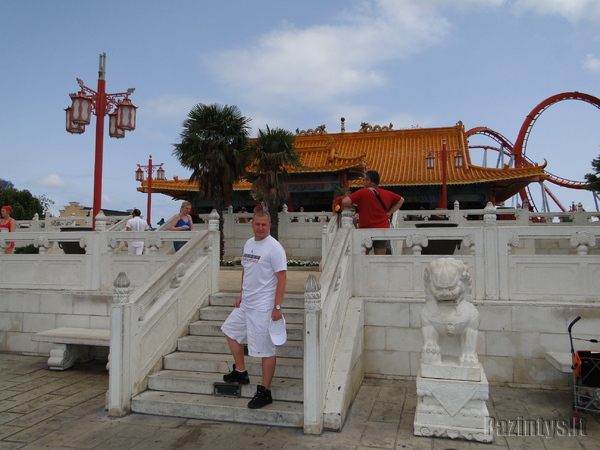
[
  {"xmin": 545, "ymin": 351, "xmax": 573, "ymax": 373},
  {"xmin": 32, "ymin": 328, "xmax": 110, "ymax": 371}
]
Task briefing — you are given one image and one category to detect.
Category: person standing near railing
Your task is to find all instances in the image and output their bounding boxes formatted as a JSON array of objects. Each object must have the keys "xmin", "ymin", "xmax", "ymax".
[
  {"xmin": 221, "ymin": 210, "xmax": 287, "ymax": 409},
  {"xmin": 0, "ymin": 206, "xmax": 16, "ymax": 254},
  {"xmin": 169, "ymin": 201, "xmax": 194, "ymax": 252},
  {"xmin": 342, "ymin": 170, "xmax": 404, "ymax": 255},
  {"xmin": 125, "ymin": 208, "xmax": 149, "ymax": 255}
]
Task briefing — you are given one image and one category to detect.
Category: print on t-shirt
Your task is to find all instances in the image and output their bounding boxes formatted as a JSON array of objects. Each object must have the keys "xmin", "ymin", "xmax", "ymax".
[{"xmin": 242, "ymin": 252, "xmax": 261, "ymax": 264}]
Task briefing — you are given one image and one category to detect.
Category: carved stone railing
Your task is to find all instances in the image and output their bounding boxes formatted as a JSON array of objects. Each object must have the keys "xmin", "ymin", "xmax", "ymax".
[
  {"xmin": 107, "ymin": 229, "xmax": 219, "ymax": 416},
  {"xmin": 304, "ymin": 227, "xmax": 353, "ymax": 433}
]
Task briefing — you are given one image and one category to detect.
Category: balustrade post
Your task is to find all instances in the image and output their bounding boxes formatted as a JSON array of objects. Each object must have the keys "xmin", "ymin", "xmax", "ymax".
[
  {"xmin": 208, "ymin": 209, "xmax": 220, "ymax": 232},
  {"xmin": 108, "ymin": 272, "xmax": 133, "ymax": 417},
  {"xmin": 570, "ymin": 231, "xmax": 595, "ymax": 255},
  {"xmin": 304, "ymin": 274, "xmax": 323, "ymax": 434},
  {"xmin": 279, "ymin": 204, "xmax": 289, "ymax": 239},
  {"xmin": 341, "ymin": 206, "xmax": 354, "ymax": 229},
  {"xmin": 95, "ymin": 210, "xmax": 107, "ymax": 231}
]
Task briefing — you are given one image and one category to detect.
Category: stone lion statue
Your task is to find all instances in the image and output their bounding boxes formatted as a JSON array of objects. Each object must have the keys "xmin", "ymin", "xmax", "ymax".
[{"xmin": 421, "ymin": 258, "xmax": 479, "ymax": 367}]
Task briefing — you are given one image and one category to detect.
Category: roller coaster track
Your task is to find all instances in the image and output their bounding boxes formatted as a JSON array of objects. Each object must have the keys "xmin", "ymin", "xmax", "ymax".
[
  {"xmin": 466, "ymin": 95, "xmax": 600, "ymax": 210},
  {"xmin": 512, "ymin": 91, "xmax": 600, "ymax": 167},
  {"xmin": 544, "ymin": 171, "xmax": 589, "ymax": 190}
]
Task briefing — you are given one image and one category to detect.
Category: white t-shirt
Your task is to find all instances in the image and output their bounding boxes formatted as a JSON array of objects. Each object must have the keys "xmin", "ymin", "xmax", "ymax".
[
  {"xmin": 241, "ymin": 235, "xmax": 287, "ymax": 311},
  {"xmin": 126, "ymin": 216, "xmax": 149, "ymax": 247}
]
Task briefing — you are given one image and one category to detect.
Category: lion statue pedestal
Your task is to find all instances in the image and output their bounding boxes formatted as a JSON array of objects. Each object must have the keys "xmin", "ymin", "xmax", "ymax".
[{"xmin": 413, "ymin": 258, "xmax": 493, "ymax": 443}]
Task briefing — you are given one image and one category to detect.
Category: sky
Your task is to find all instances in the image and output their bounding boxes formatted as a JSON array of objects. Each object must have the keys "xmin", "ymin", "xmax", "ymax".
[{"xmin": 1, "ymin": 0, "xmax": 600, "ymax": 222}]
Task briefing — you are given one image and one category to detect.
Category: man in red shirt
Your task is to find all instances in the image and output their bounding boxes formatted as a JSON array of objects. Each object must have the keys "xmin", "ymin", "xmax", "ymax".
[{"xmin": 342, "ymin": 170, "xmax": 404, "ymax": 254}]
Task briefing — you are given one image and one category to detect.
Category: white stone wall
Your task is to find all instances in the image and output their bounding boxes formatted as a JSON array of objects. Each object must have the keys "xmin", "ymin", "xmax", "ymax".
[
  {"xmin": 0, "ymin": 289, "xmax": 111, "ymax": 354},
  {"xmin": 363, "ymin": 298, "xmax": 599, "ymax": 387}
]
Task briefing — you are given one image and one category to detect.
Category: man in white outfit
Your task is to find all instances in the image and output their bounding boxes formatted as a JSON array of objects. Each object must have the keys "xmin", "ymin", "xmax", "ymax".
[
  {"xmin": 125, "ymin": 209, "xmax": 149, "ymax": 255},
  {"xmin": 221, "ymin": 210, "xmax": 287, "ymax": 409}
]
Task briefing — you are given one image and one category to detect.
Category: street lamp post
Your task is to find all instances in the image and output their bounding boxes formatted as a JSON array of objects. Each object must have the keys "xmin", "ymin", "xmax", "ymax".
[
  {"xmin": 65, "ymin": 53, "xmax": 137, "ymax": 230},
  {"xmin": 426, "ymin": 139, "xmax": 464, "ymax": 209},
  {"xmin": 135, "ymin": 155, "xmax": 165, "ymax": 227}
]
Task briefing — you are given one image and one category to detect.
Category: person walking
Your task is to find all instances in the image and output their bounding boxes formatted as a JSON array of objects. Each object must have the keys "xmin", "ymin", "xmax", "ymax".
[
  {"xmin": 169, "ymin": 201, "xmax": 194, "ymax": 252},
  {"xmin": 342, "ymin": 170, "xmax": 404, "ymax": 254},
  {"xmin": 0, "ymin": 206, "xmax": 16, "ymax": 254},
  {"xmin": 125, "ymin": 208, "xmax": 149, "ymax": 255},
  {"xmin": 221, "ymin": 210, "xmax": 287, "ymax": 409}
]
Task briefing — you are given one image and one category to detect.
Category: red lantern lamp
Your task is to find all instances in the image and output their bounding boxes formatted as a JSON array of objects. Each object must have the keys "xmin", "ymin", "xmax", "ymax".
[
  {"xmin": 69, "ymin": 91, "xmax": 92, "ymax": 125},
  {"xmin": 426, "ymin": 155, "xmax": 435, "ymax": 169},
  {"xmin": 135, "ymin": 167, "xmax": 144, "ymax": 181},
  {"xmin": 156, "ymin": 166, "xmax": 165, "ymax": 181},
  {"xmin": 109, "ymin": 111, "xmax": 125, "ymax": 139},
  {"xmin": 65, "ymin": 107, "xmax": 85, "ymax": 134},
  {"xmin": 116, "ymin": 97, "xmax": 137, "ymax": 131}
]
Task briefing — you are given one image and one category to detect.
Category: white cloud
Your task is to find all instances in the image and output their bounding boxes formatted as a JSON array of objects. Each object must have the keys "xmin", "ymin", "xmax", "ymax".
[
  {"xmin": 509, "ymin": 0, "xmax": 600, "ymax": 22},
  {"xmin": 583, "ymin": 53, "xmax": 600, "ymax": 73},
  {"xmin": 210, "ymin": 0, "xmax": 451, "ymax": 108},
  {"xmin": 37, "ymin": 174, "xmax": 65, "ymax": 187}
]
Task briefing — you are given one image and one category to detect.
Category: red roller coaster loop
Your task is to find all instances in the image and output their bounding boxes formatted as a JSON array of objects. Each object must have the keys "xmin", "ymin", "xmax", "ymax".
[
  {"xmin": 467, "ymin": 92, "xmax": 600, "ymax": 210},
  {"xmin": 512, "ymin": 91, "xmax": 600, "ymax": 167}
]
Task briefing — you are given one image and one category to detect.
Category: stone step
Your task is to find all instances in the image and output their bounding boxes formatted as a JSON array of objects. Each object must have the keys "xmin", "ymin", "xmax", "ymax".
[
  {"xmin": 131, "ymin": 390, "xmax": 303, "ymax": 428},
  {"xmin": 199, "ymin": 306, "xmax": 305, "ymax": 325},
  {"xmin": 189, "ymin": 320, "xmax": 305, "ymax": 341},
  {"xmin": 163, "ymin": 352, "xmax": 304, "ymax": 379},
  {"xmin": 177, "ymin": 336, "xmax": 304, "ymax": 359},
  {"xmin": 147, "ymin": 370, "xmax": 303, "ymax": 402},
  {"xmin": 210, "ymin": 292, "xmax": 306, "ymax": 309}
]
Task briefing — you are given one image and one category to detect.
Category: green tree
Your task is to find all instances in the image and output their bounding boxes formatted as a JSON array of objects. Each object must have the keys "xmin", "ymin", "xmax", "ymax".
[
  {"xmin": 0, "ymin": 188, "xmax": 44, "ymax": 220},
  {"xmin": 172, "ymin": 103, "xmax": 251, "ymax": 259},
  {"xmin": 584, "ymin": 154, "xmax": 600, "ymax": 192},
  {"xmin": 250, "ymin": 126, "xmax": 304, "ymax": 240}
]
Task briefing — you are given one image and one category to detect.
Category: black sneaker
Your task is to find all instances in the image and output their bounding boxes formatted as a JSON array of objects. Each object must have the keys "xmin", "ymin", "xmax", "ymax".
[
  {"xmin": 223, "ymin": 364, "xmax": 250, "ymax": 384},
  {"xmin": 247, "ymin": 385, "xmax": 272, "ymax": 409}
]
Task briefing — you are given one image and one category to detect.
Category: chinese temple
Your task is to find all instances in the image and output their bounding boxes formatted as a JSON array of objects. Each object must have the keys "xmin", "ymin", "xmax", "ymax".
[{"xmin": 138, "ymin": 121, "xmax": 546, "ymax": 212}]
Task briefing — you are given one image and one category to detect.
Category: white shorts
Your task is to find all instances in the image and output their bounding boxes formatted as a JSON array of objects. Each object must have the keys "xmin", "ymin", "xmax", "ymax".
[
  {"xmin": 128, "ymin": 243, "xmax": 144, "ymax": 255},
  {"xmin": 221, "ymin": 306, "xmax": 276, "ymax": 358}
]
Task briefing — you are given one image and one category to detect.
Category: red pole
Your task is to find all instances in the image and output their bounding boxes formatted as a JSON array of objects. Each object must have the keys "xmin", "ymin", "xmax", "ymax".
[
  {"xmin": 438, "ymin": 139, "xmax": 448, "ymax": 209},
  {"xmin": 147, "ymin": 155, "xmax": 153, "ymax": 227},
  {"xmin": 92, "ymin": 54, "xmax": 107, "ymax": 230}
]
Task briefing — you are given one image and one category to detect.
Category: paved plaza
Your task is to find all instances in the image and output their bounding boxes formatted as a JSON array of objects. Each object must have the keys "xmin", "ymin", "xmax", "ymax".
[{"xmin": 0, "ymin": 352, "xmax": 597, "ymax": 449}]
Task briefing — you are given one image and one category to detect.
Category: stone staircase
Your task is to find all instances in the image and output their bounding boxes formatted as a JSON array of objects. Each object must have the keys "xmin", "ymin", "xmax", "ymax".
[{"xmin": 131, "ymin": 291, "xmax": 306, "ymax": 428}]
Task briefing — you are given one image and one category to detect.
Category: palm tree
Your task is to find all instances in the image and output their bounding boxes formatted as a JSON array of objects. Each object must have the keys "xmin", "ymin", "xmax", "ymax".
[
  {"xmin": 173, "ymin": 103, "xmax": 251, "ymax": 259},
  {"xmin": 250, "ymin": 126, "xmax": 304, "ymax": 240},
  {"xmin": 584, "ymin": 154, "xmax": 600, "ymax": 193}
]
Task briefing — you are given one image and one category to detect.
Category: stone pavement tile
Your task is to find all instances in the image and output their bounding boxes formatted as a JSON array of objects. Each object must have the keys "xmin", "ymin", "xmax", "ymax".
[
  {"xmin": 369, "ymin": 400, "xmax": 403, "ymax": 424},
  {"xmin": 52, "ymin": 388, "xmax": 107, "ymax": 408},
  {"xmin": 0, "ymin": 414, "xmax": 20, "ymax": 427},
  {"xmin": 91, "ymin": 435, "xmax": 144, "ymax": 449},
  {"xmin": 0, "ymin": 401, "xmax": 21, "ymax": 414},
  {"xmin": 2, "ymin": 415, "xmax": 75, "ymax": 445},
  {"xmin": 393, "ymin": 434, "xmax": 433, "ymax": 450},
  {"xmin": 0, "ymin": 425, "xmax": 23, "ymax": 441},
  {"xmin": 55, "ymin": 422, "xmax": 120, "ymax": 449},
  {"xmin": 174, "ymin": 421, "xmax": 273, "ymax": 449},
  {"xmin": 55, "ymin": 397, "xmax": 106, "ymax": 420},
  {"xmin": 17, "ymin": 415, "xmax": 107, "ymax": 449},
  {"xmin": 2, "ymin": 376, "xmax": 70, "ymax": 394},
  {"xmin": 6, "ymin": 394, "xmax": 64, "ymax": 415},
  {"xmin": 359, "ymin": 420, "xmax": 399, "ymax": 448},
  {"xmin": 108, "ymin": 412, "xmax": 187, "ymax": 428},
  {"xmin": 128, "ymin": 426, "xmax": 191, "ymax": 449},
  {"xmin": 502, "ymin": 435, "xmax": 547, "ymax": 449},
  {"xmin": 4, "ymin": 405, "xmax": 70, "ymax": 429},
  {"xmin": 0, "ymin": 442, "xmax": 23, "ymax": 450}
]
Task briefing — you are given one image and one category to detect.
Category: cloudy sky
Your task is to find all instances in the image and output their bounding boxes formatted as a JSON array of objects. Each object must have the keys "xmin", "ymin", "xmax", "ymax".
[{"xmin": 1, "ymin": 0, "xmax": 600, "ymax": 221}]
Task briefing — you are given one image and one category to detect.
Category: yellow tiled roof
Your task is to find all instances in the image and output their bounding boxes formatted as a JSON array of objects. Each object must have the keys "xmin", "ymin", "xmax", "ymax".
[{"xmin": 139, "ymin": 122, "xmax": 546, "ymax": 194}]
